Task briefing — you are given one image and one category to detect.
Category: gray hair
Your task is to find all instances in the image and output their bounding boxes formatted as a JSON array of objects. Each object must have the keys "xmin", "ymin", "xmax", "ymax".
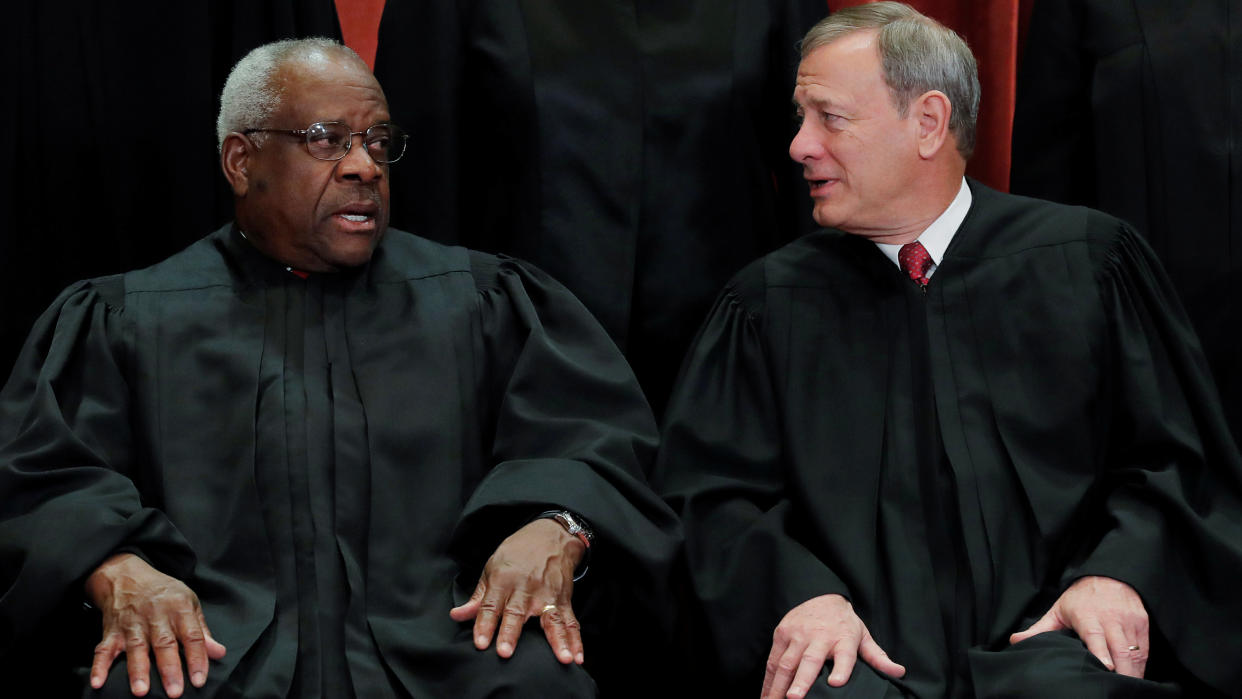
[
  {"xmin": 801, "ymin": 2, "xmax": 980, "ymax": 159},
  {"xmin": 215, "ymin": 37, "xmax": 365, "ymax": 151}
]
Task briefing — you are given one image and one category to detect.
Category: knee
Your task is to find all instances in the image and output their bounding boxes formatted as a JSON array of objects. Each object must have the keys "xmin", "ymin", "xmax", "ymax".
[{"xmin": 460, "ymin": 630, "xmax": 598, "ymax": 699}]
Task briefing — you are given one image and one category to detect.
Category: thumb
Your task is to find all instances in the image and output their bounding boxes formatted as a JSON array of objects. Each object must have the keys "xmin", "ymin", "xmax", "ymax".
[
  {"xmin": 1009, "ymin": 611, "xmax": 1064, "ymax": 645},
  {"xmin": 198, "ymin": 610, "xmax": 228, "ymax": 658},
  {"xmin": 449, "ymin": 579, "xmax": 487, "ymax": 620}
]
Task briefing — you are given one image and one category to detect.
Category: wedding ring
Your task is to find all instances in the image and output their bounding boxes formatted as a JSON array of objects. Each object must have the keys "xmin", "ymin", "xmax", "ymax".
[
  {"xmin": 539, "ymin": 604, "xmax": 558, "ymax": 616},
  {"xmin": 1127, "ymin": 645, "xmax": 1141, "ymax": 651}
]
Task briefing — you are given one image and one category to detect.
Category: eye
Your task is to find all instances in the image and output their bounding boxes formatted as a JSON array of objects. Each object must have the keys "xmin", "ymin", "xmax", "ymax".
[{"xmin": 308, "ymin": 123, "xmax": 344, "ymax": 147}]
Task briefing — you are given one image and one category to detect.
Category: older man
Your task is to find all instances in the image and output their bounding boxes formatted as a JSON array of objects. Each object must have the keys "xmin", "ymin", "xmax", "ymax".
[
  {"xmin": 655, "ymin": 4, "xmax": 1242, "ymax": 698},
  {"xmin": 0, "ymin": 39, "xmax": 678, "ymax": 698}
]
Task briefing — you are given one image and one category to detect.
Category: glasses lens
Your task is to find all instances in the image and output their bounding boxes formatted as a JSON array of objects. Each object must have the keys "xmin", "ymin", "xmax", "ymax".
[
  {"xmin": 305, "ymin": 122, "xmax": 350, "ymax": 161},
  {"xmin": 366, "ymin": 124, "xmax": 407, "ymax": 164}
]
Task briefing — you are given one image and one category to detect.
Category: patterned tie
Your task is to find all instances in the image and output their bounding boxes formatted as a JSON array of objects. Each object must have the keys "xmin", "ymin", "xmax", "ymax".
[{"xmin": 899, "ymin": 241, "xmax": 933, "ymax": 287}]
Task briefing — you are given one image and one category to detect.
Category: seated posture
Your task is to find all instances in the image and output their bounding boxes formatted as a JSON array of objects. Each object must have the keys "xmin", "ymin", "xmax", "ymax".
[
  {"xmin": 0, "ymin": 39, "xmax": 678, "ymax": 698},
  {"xmin": 655, "ymin": 4, "xmax": 1242, "ymax": 698}
]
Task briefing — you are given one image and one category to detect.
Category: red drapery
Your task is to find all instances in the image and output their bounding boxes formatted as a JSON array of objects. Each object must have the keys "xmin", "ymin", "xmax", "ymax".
[{"xmin": 334, "ymin": 0, "xmax": 386, "ymax": 70}]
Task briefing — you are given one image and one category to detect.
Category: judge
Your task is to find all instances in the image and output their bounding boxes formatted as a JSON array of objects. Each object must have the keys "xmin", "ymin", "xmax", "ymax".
[
  {"xmin": 0, "ymin": 39, "xmax": 679, "ymax": 698},
  {"xmin": 655, "ymin": 4, "xmax": 1242, "ymax": 698}
]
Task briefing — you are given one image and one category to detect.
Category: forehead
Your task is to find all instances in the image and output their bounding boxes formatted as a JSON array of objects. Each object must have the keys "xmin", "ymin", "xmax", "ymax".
[
  {"xmin": 276, "ymin": 55, "xmax": 390, "ymax": 125},
  {"xmin": 794, "ymin": 31, "xmax": 889, "ymax": 109}
]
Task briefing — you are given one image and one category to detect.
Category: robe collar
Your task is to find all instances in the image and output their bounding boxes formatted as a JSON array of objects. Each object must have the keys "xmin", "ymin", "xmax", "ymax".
[{"xmin": 874, "ymin": 177, "xmax": 972, "ymax": 279}]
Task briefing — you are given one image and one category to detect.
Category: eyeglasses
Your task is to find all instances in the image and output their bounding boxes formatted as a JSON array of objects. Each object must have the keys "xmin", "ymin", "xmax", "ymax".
[{"xmin": 243, "ymin": 121, "xmax": 408, "ymax": 164}]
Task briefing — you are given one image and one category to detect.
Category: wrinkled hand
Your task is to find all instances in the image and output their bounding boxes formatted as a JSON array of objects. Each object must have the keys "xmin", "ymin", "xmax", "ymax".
[
  {"xmin": 1009, "ymin": 575, "xmax": 1149, "ymax": 678},
  {"xmin": 84, "ymin": 553, "xmax": 226, "ymax": 697},
  {"xmin": 449, "ymin": 518, "xmax": 586, "ymax": 665},
  {"xmin": 762, "ymin": 594, "xmax": 905, "ymax": 699}
]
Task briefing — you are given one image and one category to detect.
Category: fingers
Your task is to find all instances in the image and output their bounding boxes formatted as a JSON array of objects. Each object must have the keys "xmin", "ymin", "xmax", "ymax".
[
  {"xmin": 469, "ymin": 581, "xmax": 504, "ymax": 651},
  {"xmin": 90, "ymin": 631, "xmax": 125, "ymax": 690},
  {"xmin": 538, "ymin": 604, "xmax": 583, "ymax": 664},
  {"xmin": 200, "ymin": 611, "xmax": 228, "ymax": 660},
  {"xmin": 150, "ymin": 618, "xmax": 187, "ymax": 698},
  {"xmin": 1106, "ymin": 624, "xmax": 1149, "ymax": 679},
  {"xmin": 494, "ymin": 587, "xmax": 533, "ymax": 658},
  {"xmin": 448, "ymin": 579, "xmax": 486, "ymax": 623},
  {"xmin": 761, "ymin": 635, "xmax": 806, "ymax": 699},
  {"xmin": 858, "ymin": 630, "xmax": 906, "ymax": 678},
  {"xmin": 1008, "ymin": 612, "xmax": 1060, "ymax": 646},
  {"xmin": 760, "ymin": 634, "xmax": 788, "ymax": 699},
  {"xmin": 786, "ymin": 639, "xmax": 831, "ymax": 699},
  {"xmin": 1078, "ymin": 621, "xmax": 1114, "ymax": 672},
  {"xmin": 124, "ymin": 625, "xmax": 154, "ymax": 696},
  {"xmin": 176, "ymin": 608, "xmax": 210, "ymax": 690},
  {"xmin": 825, "ymin": 638, "xmax": 859, "ymax": 688}
]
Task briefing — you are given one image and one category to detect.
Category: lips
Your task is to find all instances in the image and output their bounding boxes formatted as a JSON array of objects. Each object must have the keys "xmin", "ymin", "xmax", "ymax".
[
  {"xmin": 806, "ymin": 177, "xmax": 837, "ymax": 196},
  {"xmin": 331, "ymin": 199, "xmax": 382, "ymax": 231}
]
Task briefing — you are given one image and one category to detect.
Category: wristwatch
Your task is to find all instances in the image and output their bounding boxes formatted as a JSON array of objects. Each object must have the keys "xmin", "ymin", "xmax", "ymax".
[{"xmin": 537, "ymin": 510, "xmax": 594, "ymax": 581}]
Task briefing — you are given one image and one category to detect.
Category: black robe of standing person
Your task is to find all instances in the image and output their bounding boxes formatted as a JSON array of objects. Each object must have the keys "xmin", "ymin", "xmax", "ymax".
[
  {"xmin": 0, "ymin": 226, "xmax": 681, "ymax": 698},
  {"xmin": 373, "ymin": 0, "xmax": 823, "ymax": 417},
  {"xmin": 1010, "ymin": 0, "xmax": 1242, "ymax": 447},
  {"xmin": 654, "ymin": 181, "xmax": 1242, "ymax": 698}
]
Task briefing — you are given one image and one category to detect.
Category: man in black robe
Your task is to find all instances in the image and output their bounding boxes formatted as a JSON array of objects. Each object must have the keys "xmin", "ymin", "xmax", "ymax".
[
  {"xmin": 655, "ymin": 4, "xmax": 1242, "ymax": 698},
  {"xmin": 0, "ymin": 38, "xmax": 679, "ymax": 698}
]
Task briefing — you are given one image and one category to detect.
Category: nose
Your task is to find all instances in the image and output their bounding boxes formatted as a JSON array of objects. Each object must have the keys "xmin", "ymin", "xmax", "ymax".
[
  {"xmin": 336, "ymin": 134, "xmax": 384, "ymax": 183},
  {"xmin": 789, "ymin": 120, "xmax": 822, "ymax": 164}
]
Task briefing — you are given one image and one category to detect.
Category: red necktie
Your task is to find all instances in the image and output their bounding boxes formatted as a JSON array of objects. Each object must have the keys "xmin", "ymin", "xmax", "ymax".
[{"xmin": 899, "ymin": 241, "xmax": 933, "ymax": 287}]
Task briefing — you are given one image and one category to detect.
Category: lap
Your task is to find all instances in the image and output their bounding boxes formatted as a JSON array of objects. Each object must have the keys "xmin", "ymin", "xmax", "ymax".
[{"xmin": 967, "ymin": 630, "xmax": 1185, "ymax": 699}]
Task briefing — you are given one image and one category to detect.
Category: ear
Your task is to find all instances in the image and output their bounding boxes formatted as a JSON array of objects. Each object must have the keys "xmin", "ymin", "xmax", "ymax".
[
  {"xmin": 220, "ymin": 132, "xmax": 254, "ymax": 197},
  {"xmin": 913, "ymin": 90, "xmax": 952, "ymax": 160}
]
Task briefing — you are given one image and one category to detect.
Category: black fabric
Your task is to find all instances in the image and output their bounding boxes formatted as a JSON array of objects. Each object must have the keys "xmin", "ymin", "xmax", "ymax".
[
  {"xmin": 373, "ymin": 0, "xmax": 824, "ymax": 417},
  {"xmin": 0, "ymin": 226, "xmax": 681, "ymax": 697},
  {"xmin": 654, "ymin": 181, "xmax": 1242, "ymax": 698},
  {"xmin": 1, "ymin": 0, "xmax": 342, "ymax": 391},
  {"xmin": 1010, "ymin": 0, "xmax": 1242, "ymax": 446}
]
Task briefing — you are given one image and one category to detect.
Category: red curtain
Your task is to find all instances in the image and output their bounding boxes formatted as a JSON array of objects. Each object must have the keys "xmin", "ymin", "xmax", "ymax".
[
  {"xmin": 335, "ymin": 0, "xmax": 386, "ymax": 70},
  {"xmin": 829, "ymin": 0, "xmax": 1035, "ymax": 191}
]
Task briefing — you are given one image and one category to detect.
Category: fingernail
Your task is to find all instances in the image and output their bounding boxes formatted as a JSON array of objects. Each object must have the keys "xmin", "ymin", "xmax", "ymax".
[
  {"xmin": 476, "ymin": 635, "xmax": 488, "ymax": 648},
  {"xmin": 576, "ymin": 652, "xmax": 584, "ymax": 664},
  {"xmin": 498, "ymin": 642, "xmax": 513, "ymax": 655},
  {"xmin": 133, "ymin": 679, "xmax": 148, "ymax": 693},
  {"xmin": 192, "ymin": 672, "xmax": 205, "ymax": 686}
]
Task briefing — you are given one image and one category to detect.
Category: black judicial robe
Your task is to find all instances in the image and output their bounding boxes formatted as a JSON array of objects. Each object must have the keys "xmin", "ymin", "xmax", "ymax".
[
  {"xmin": 1010, "ymin": 0, "xmax": 1242, "ymax": 447},
  {"xmin": 655, "ymin": 182, "xmax": 1242, "ymax": 697},
  {"xmin": 0, "ymin": 226, "xmax": 681, "ymax": 698},
  {"xmin": 373, "ymin": 0, "xmax": 823, "ymax": 417}
]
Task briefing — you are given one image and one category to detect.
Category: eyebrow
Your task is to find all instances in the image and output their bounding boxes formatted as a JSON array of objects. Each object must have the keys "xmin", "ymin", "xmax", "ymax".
[{"xmin": 792, "ymin": 92, "xmax": 837, "ymax": 111}]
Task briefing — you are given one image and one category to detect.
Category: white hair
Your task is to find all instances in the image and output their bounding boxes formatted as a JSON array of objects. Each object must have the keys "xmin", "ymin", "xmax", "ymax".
[{"xmin": 215, "ymin": 37, "xmax": 364, "ymax": 151}]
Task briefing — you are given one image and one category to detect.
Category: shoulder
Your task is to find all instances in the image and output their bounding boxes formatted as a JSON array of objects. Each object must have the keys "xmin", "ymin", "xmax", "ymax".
[
  {"xmin": 365, "ymin": 228, "xmax": 476, "ymax": 283},
  {"xmin": 723, "ymin": 229, "xmax": 873, "ymax": 310},
  {"xmin": 952, "ymin": 180, "xmax": 1132, "ymax": 259}
]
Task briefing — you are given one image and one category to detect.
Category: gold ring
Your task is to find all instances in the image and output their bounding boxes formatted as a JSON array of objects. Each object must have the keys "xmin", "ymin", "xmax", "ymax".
[
  {"xmin": 1127, "ymin": 645, "xmax": 1141, "ymax": 651},
  {"xmin": 540, "ymin": 604, "xmax": 558, "ymax": 616}
]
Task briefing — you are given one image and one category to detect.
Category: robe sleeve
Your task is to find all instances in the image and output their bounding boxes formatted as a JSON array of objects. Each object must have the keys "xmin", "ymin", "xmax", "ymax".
[
  {"xmin": 449, "ymin": 254, "xmax": 681, "ymax": 632},
  {"xmin": 0, "ymin": 280, "xmax": 194, "ymax": 652},
  {"xmin": 1066, "ymin": 224, "xmax": 1242, "ymax": 691},
  {"xmin": 653, "ymin": 277, "xmax": 850, "ymax": 682}
]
